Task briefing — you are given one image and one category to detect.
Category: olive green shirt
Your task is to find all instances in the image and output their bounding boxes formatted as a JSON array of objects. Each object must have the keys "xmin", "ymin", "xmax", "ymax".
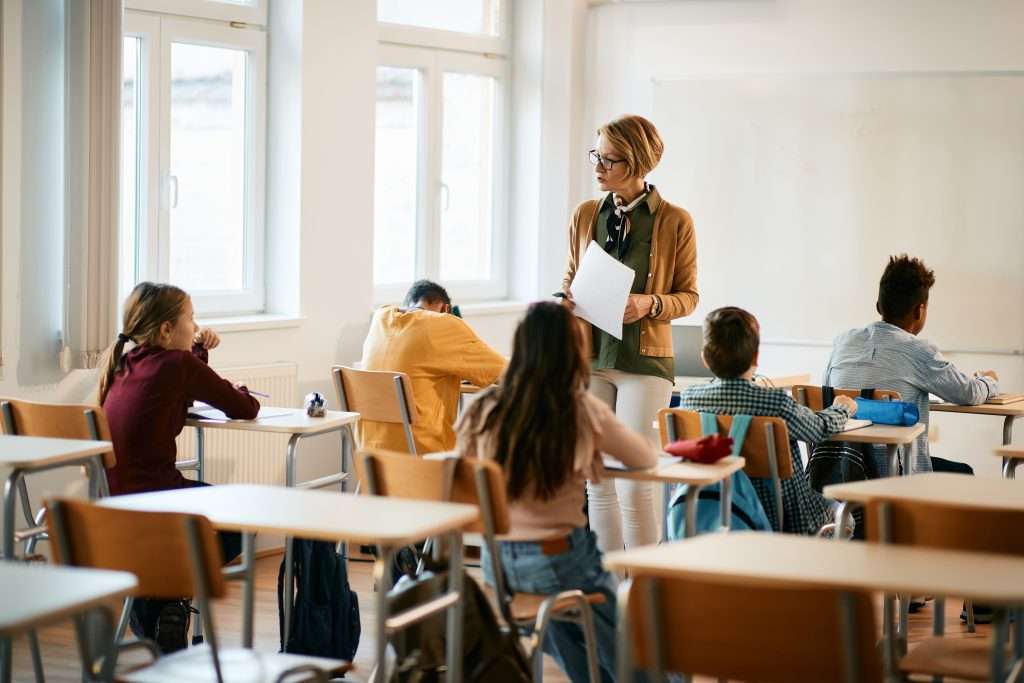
[{"xmin": 591, "ymin": 193, "xmax": 675, "ymax": 382}]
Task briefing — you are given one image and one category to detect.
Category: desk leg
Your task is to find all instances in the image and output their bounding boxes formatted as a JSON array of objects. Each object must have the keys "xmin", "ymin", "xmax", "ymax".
[
  {"xmin": 684, "ymin": 485, "xmax": 701, "ymax": 539},
  {"xmin": 992, "ymin": 609, "xmax": 1009, "ymax": 682},
  {"xmin": 241, "ymin": 533, "xmax": 256, "ymax": 649},
  {"xmin": 720, "ymin": 476, "xmax": 733, "ymax": 531},
  {"xmin": 285, "ymin": 434, "xmax": 302, "ymax": 488},
  {"xmin": 446, "ymin": 533, "xmax": 464, "ymax": 683},
  {"xmin": 833, "ymin": 501, "xmax": 851, "ymax": 541},
  {"xmin": 373, "ymin": 546, "xmax": 395, "ymax": 683},
  {"xmin": 661, "ymin": 483, "xmax": 671, "ymax": 542},
  {"xmin": 283, "ymin": 536, "xmax": 296, "ymax": 649},
  {"xmin": 1004, "ymin": 459, "xmax": 1020, "ymax": 480},
  {"xmin": 3, "ymin": 468, "xmax": 23, "ymax": 559},
  {"xmin": 886, "ymin": 445, "xmax": 900, "ymax": 477},
  {"xmin": 0, "ymin": 636, "xmax": 10, "ymax": 683},
  {"xmin": 1002, "ymin": 416, "xmax": 1017, "ymax": 480},
  {"xmin": 194, "ymin": 426, "xmax": 206, "ymax": 483}
]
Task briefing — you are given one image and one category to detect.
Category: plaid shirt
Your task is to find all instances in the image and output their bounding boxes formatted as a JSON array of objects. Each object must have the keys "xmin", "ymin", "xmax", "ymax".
[{"xmin": 679, "ymin": 378, "xmax": 853, "ymax": 535}]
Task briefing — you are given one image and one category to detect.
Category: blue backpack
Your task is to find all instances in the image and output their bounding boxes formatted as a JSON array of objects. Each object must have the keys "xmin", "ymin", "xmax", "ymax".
[{"xmin": 666, "ymin": 413, "xmax": 773, "ymax": 539}]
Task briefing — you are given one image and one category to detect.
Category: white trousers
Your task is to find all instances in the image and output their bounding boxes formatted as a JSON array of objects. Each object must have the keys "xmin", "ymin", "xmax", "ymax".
[{"xmin": 587, "ymin": 368, "xmax": 673, "ymax": 552}]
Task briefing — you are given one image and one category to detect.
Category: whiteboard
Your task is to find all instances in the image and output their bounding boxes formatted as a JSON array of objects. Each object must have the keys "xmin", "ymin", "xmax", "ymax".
[{"xmin": 652, "ymin": 73, "xmax": 1024, "ymax": 353}]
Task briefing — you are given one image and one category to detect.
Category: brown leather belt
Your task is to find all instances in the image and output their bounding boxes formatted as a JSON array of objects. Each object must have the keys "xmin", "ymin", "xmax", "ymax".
[{"xmin": 539, "ymin": 536, "xmax": 571, "ymax": 556}]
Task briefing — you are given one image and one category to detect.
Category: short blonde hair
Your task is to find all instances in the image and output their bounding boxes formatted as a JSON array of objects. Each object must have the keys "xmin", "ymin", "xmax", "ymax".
[{"xmin": 597, "ymin": 115, "xmax": 664, "ymax": 179}]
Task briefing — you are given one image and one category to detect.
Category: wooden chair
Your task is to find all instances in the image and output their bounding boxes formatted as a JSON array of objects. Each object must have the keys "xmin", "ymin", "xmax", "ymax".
[
  {"xmin": 791, "ymin": 385, "xmax": 901, "ymax": 411},
  {"xmin": 657, "ymin": 408, "xmax": 793, "ymax": 531},
  {"xmin": 616, "ymin": 573, "xmax": 881, "ymax": 682},
  {"xmin": 355, "ymin": 448, "xmax": 605, "ymax": 682},
  {"xmin": 0, "ymin": 398, "xmax": 117, "ymax": 556},
  {"xmin": 45, "ymin": 497, "xmax": 352, "ymax": 683},
  {"xmin": 865, "ymin": 498, "xmax": 1024, "ymax": 682},
  {"xmin": 332, "ymin": 365, "xmax": 418, "ymax": 454}
]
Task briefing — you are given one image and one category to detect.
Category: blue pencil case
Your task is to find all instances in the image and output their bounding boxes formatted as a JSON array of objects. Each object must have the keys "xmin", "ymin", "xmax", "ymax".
[{"xmin": 854, "ymin": 397, "xmax": 919, "ymax": 426}]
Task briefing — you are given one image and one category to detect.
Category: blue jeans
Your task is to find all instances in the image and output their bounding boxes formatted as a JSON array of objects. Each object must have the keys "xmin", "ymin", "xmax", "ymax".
[{"xmin": 483, "ymin": 527, "xmax": 620, "ymax": 683}]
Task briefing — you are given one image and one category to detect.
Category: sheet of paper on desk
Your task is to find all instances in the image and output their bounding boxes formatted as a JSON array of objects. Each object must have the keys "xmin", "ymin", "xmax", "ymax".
[
  {"xmin": 569, "ymin": 241, "xmax": 635, "ymax": 340},
  {"xmin": 839, "ymin": 418, "xmax": 873, "ymax": 433},
  {"xmin": 602, "ymin": 454, "xmax": 679, "ymax": 471},
  {"xmin": 189, "ymin": 406, "xmax": 291, "ymax": 421}
]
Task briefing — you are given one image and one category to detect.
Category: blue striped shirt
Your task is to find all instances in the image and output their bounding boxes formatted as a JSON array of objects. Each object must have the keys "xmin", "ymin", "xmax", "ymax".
[{"xmin": 823, "ymin": 321, "xmax": 998, "ymax": 474}]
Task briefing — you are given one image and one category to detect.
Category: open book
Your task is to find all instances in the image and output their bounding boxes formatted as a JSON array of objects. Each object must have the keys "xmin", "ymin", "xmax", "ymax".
[{"xmin": 839, "ymin": 418, "xmax": 872, "ymax": 433}]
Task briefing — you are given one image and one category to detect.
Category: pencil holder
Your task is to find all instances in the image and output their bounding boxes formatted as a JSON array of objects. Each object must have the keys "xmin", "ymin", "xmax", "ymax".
[{"xmin": 304, "ymin": 391, "xmax": 327, "ymax": 417}]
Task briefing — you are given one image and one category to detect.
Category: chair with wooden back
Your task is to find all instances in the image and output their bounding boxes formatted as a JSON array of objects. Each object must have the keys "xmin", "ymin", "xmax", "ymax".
[
  {"xmin": 45, "ymin": 497, "xmax": 352, "ymax": 683},
  {"xmin": 0, "ymin": 398, "xmax": 117, "ymax": 556},
  {"xmin": 865, "ymin": 498, "xmax": 1024, "ymax": 682},
  {"xmin": 332, "ymin": 365, "xmax": 419, "ymax": 454},
  {"xmin": 617, "ymin": 573, "xmax": 881, "ymax": 682},
  {"xmin": 791, "ymin": 385, "xmax": 901, "ymax": 411},
  {"xmin": 657, "ymin": 408, "xmax": 793, "ymax": 531},
  {"xmin": 355, "ymin": 448, "xmax": 604, "ymax": 682}
]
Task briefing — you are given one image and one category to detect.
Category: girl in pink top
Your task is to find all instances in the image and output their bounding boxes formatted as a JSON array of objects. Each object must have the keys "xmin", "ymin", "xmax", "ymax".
[{"xmin": 457, "ymin": 302, "xmax": 656, "ymax": 683}]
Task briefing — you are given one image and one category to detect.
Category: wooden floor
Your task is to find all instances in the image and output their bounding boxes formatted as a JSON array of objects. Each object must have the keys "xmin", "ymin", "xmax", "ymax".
[{"xmin": 7, "ymin": 552, "xmax": 994, "ymax": 682}]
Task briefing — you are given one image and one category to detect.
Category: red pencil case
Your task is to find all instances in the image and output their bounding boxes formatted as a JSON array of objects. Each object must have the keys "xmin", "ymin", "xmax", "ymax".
[{"xmin": 664, "ymin": 434, "xmax": 734, "ymax": 464}]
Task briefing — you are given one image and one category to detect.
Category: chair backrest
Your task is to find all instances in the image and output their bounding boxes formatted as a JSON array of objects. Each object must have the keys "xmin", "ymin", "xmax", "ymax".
[
  {"xmin": 354, "ymin": 448, "xmax": 509, "ymax": 535},
  {"xmin": 657, "ymin": 408, "xmax": 793, "ymax": 480},
  {"xmin": 620, "ymin": 574, "xmax": 881, "ymax": 683},
  {"xmin": 332, "ymin": 366, "xmax": 417, "ymax": 425},
  {"xmin": 44, "ymin": 498, "xmax": 226, "ymax": 599},
  {"xmin": 0, "ymin": 398, "xmax": 116, "ymax": 468},
  {"xmin": 791, "ymin": 385, "xmax": 901, "ymax": 412},
  {"xmin": 865, "ymin": 498, "xmax": 1024, "ymax": 556}
]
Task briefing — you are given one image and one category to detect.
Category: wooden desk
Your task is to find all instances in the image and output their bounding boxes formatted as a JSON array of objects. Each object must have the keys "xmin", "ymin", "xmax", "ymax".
[
  {"xmin": 996, "ymin": 446, "xmax": 1024, "ymax": 480},
  {"xmin": 182, "ymin": 408, "xmax": 360, "ymax": 490},
  {"xmin": 0, "ymin": 563, "xmax": 136, "ymax": 683},
  {"xmin": 932, "ymin": 400, "xmax": 1024, "ymax": 477},
  {"xmin": 0, "ymin": 435, "xmax": 113, "ymax": 559},
  {"xmin": 604, "ymin": 455, "xmax": 746, "ymax": 539},
  {"xmin": 826, "ymin": 423, "xmax": 925, "ymax": 476},
  {"xmin": 102, "ymin": 484, "xmax": 478, "ymax": 682},
  {"xmin": 824, "ymin": 471, "xmax": 1024, "ymax": 512},
  {"xmin": 604, "ymin": 533, "xmax": 1024, "ymax": 681}
]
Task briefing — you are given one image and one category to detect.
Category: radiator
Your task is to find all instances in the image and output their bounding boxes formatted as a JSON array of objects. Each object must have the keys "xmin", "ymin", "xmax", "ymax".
[{"xmin": 175, "ymin": 362, "xmax": 298, "ymax": 486}]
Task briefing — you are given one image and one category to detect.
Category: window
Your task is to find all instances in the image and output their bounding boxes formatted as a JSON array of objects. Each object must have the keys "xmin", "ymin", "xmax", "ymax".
[
  {"xmin": 374, "ymin": 7, "xmax": 509, "ymax": 302},
  {"xmin": 120, "ymin": 9, "xmax": 266, "ymax": 315}
]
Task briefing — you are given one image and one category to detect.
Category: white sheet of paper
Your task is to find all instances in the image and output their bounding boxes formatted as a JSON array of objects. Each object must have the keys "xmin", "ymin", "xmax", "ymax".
[
  {"xmin": 189, "ymin": 406, "xmax": 292, "ymax": 422},
  {"xmin": 602, "ymin": 453, "xmax": 679, "ymax": 472},
  {"xmin": 839, "ymin": 418, "xmax": 873, "ymax": 433},
  {"xmin": 569, "ymin": 241, "xmax": 635, "ymax": 340}
]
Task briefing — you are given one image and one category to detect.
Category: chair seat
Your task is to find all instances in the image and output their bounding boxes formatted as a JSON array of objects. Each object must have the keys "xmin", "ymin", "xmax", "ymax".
[
  {"xmin": 899, "ymin": 636, "xmax": 1011, "ymax": 681},
  {"xmin": 116, "ymin": 645, "xmax": 352, "ymax": 683},
  {"xmin": 484, "ymin": 586, "xmax": 607, "ymax": 624}
]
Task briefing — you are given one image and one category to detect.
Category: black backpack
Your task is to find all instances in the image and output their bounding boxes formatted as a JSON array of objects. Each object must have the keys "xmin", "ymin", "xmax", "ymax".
[
  {"xmin": 387, "ymin": 566, "xmax": 531, "ymax": 683},
  {"xmin": 807, "ymin": 387, "xmax": 880, "ymax": 539},
  {"xmin": 277, "ymin": 539, "xmax": 361, "ymax": 663}
]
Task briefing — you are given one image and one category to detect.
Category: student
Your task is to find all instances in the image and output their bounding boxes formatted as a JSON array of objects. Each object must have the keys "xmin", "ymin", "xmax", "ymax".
[
  {"xmin": 457, "ymin": 301, "xmax": 657, "ymax": 683},
  {"xmin": 361, "ymin": 280, "xmax": 506, "ymax": 454},
  {"xmin": 98, "ymin": 281, "xmax": 259, "ymax": 650},
  {"xmin": 679, "ymin": 307, "xmax": 857, "ymax": 535},
  {"xmin": 824, "ymin": 255, "xmax": 998, "ymax": 475}
]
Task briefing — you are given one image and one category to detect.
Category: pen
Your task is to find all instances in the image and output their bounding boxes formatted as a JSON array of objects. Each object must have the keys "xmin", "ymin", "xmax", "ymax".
[
  {"xmin": 552, "ymin": 292, "xmax": 568, "ymax": 299},
  {"xmin": 246, "ymin": 389, "xmax": 271, "ymax": 399}
]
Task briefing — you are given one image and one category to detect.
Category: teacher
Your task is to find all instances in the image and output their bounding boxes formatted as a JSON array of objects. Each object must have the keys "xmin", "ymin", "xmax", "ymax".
[{"xmin": 561, "ymin": 114, "xmax": 698, "ymax": 552}]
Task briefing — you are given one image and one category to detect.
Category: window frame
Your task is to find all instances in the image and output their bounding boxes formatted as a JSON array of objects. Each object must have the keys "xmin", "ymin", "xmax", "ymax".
[
  {"xmin": 374, "ymin": 20, "xmax": 510, "ymax": 304},
  {"xmin": 126, "ymin": 0, "xmax": 267, "ymax": 26},
  {"xmin": 122, "ymin": 10, "xmax": 267, "ymax": 316}
]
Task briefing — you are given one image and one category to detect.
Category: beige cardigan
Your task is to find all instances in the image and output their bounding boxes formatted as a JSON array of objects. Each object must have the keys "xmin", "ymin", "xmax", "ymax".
[{"xmin": 562, "ymin": 188, "xmax": 699, "ymax": 357}]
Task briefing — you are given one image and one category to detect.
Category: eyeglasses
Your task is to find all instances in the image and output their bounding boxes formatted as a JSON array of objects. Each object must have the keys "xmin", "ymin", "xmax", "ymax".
[{"xmin": 588, "ymin": 150, "xmax": 626, "ymax": 171}]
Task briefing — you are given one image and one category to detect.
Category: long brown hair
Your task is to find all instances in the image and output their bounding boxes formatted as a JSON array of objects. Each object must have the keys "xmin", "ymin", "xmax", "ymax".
[
  {"xmin": 462, "ymin": 302, "xmax": 590, "ymax": 502},
  {"xmin": 97, "ymin": 282, "xmax": 189, "ymax": 404}
]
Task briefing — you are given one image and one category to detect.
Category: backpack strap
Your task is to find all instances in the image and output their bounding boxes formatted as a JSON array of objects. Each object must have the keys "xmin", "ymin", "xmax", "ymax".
[{"xmin": 700, "ymin": 413, "xmax": 753, "ymax": 456}]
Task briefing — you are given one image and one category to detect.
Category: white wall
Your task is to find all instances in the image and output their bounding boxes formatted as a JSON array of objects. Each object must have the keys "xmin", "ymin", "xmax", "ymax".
[{"xmin": 579, "ymin": 0, "xmax": 1024, "ymax": 476}]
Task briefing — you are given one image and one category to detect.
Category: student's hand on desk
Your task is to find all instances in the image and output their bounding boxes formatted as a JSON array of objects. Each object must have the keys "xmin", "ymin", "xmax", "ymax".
[
  {"xmin": 194, "ymin": 328, "xmax": 221, "ymax": 350},
  {"xmin": 623, "ymin": 294, "xmax": 654, "ymax": 324},
  {"xmin": 833, "ymin": 395, "xmax": 858, "ymax": 416},
  {"xmin": 976, "ymin": 370, "xmax": 999, "ymax": 381}
]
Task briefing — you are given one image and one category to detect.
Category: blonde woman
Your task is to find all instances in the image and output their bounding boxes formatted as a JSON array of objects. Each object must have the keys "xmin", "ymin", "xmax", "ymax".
[{"xmin": 562, "ymin": 115, "xmax": 699, "ymax": 551}]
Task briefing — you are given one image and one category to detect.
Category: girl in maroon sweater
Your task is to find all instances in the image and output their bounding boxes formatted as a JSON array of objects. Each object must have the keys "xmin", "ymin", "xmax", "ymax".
[
  {"xmin": 97, "ymin": 281, "xmax": 259, "ymax": 649},
  {"xmin": 99, "ymin": 282, "xmax": 259, "ymax": 495}
]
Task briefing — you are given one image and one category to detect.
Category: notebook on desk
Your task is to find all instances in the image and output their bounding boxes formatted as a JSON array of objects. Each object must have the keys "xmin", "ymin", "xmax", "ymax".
[
  {"xmin": 839, "ymin": 418, "xmax": 873, "ymax": 433},
  {"xmin": 986, "ymin": 393, "xmax": 1024, "ymax": 405},
  {"xmin": 602, "ymin": 454, "xmax": 679, "ymax": 472},
  {"xmin": 189, "ymin": 405, "xmax": 292, "ymax": 422}
]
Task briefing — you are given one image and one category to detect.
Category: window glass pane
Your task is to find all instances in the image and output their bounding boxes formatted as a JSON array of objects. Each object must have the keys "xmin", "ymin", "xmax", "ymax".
[
  {"xmin": 374, "ymin": 66, "xmax": 420, "ymax": 285},
  {"xmin": 169, "ymin": 41, "xmax": 247, "ymax": 292},
  {"xmin": 119, "ymin": 35, "xmax": 141, "ymax": 300},
  {"xmin": 378, "ymin": 0, "xmax": 498, "ymax": 36},
  {"xmin": 440, "ymin": 72, "xmax": 495, "ymax": 281}
]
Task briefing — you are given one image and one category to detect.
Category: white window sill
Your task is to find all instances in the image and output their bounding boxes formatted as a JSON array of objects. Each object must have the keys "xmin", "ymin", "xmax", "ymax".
[
  {"xmin": 197, "ymin": 314, "xmax": 305, "ymax": 334},
  {"xmin": 457, "ymin": 300, "xmax": 528, "ymax": 317}
]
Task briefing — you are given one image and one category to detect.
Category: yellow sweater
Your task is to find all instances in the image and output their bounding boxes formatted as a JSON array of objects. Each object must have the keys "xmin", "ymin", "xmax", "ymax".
[{"xmin": 360, "ymin": 306, "xmax": 506, "ymax": 454}]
